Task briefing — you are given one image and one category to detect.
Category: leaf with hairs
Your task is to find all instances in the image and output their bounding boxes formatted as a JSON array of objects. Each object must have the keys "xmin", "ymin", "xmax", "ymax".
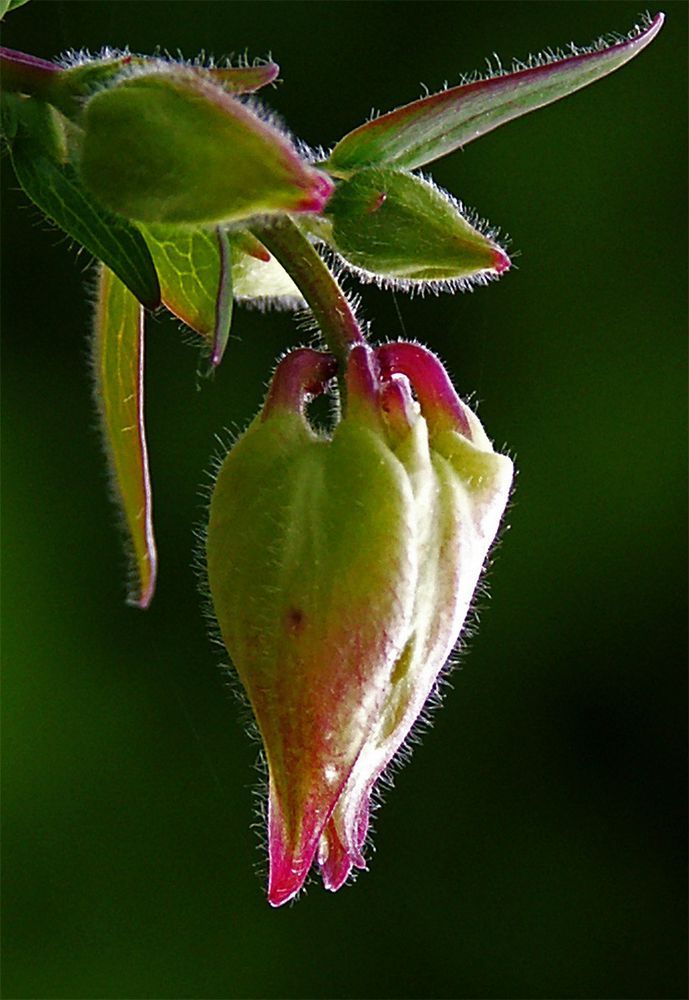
[
  {"xmin": 140, "ymin": 224, "xmax": 303, "ymax": 346},
  {"xmin": 8, "ymin": 100, "xmax": 160, "ymax": 308},
  {"xmin": 94, "ymin": 265, "xmax": 157, "ymax": 608},
  {"xmin": 326, "ymin": 13, "xmax": 664, "ymax": 173}
]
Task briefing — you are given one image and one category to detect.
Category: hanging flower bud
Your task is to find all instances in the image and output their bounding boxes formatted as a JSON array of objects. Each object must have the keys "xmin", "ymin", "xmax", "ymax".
[
  {"xmin": 206, "ymin": 342, "xmax": 513, "ymax": 905},
  {"xmin": 78, "ymin": 70, "xmax": 333, "ymax": 225},
  {"xmin": 325, "ymin": 167, "xmax": 510, "ymax": 289}
]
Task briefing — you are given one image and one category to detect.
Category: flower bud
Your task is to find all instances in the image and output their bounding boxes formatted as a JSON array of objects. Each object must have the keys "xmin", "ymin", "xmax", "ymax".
[
  {"xmin": 325, "ymin": 167, "xmax": 509, "ymax": 287},
  {"xmin": 206, "ymin": 342, "xmax": 512, "ymax": 905},
  {"xmin": 79, "ymin": 70, "xmax": 333, "ymax": 225}
]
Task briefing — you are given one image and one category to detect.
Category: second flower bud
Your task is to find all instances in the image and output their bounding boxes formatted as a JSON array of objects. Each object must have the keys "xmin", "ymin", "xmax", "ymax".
[{"xmin": 324, "ymin": 167, "xmax": 510, "ymax": 289}]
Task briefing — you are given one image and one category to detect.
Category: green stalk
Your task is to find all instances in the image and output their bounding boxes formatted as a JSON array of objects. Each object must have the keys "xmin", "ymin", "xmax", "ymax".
[{"xmin": 250, "ymin": 216, "xmax": 365, "ymax": 387}]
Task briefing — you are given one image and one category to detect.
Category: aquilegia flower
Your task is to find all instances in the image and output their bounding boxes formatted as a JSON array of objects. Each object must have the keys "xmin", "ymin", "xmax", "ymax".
[{"xmin": 206, "ymin": 342, "xmax": 512, "ymax": 905}]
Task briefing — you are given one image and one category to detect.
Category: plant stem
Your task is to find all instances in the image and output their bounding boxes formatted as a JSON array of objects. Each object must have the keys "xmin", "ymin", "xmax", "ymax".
[
  {"xmin": 249, "ymin": 217, "xmax": 365, "ymax": 374},
  {"xmin": 0, "ymin": 47, "xmax": 60, "ymax": 95},
  {"xmin": 0, "ymin": 47, "xmax": 78, "ymax": 118}
]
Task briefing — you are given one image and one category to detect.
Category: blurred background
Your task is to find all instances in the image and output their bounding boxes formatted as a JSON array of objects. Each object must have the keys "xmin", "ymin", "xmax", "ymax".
[{"xmin": 2, "ymin": 3, "xmax": 686, "ymax": 998}]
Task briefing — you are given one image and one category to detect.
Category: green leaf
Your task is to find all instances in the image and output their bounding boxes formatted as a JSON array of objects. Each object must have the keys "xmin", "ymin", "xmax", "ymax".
[
  {"xmin": 211, "ymin": 227, "xmax": 233, "ymax": 367},
  {"xmin": 139, "ymin": 223, "xmax": 223, "ymax": 338},
  {"xmin": 0, "ymin": 0, "xmax": 32, "ymax": 18},
  {"xmin": 141, "ymin": 223, "xmax": 234, "ymax": 367},
  {"xmin": 326, "ymin": 13, "xmax": 665, "ymax": 172},
  {"xmin": 8, "ymin": 101, "xmax": 160, "ymax": 308},
  {"xmin": 80, "ymin": 70, "xmax": 333, "ymax": 225},
  {"xmin": 94, "ymin": 265, "xmax": 157, "ymax": 608},
  {"xmin": 140, "ymin": 224, "xmax": 303, "ymax": 339}
]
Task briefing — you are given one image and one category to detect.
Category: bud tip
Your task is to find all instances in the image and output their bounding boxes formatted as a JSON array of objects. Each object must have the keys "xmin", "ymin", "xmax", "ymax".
[
  {"xmin": 492, "ymin": 247, "xmax": 511, "ymax": 274},
  {"xmin": 296, "ymin": 171, "xmax": 335, "ymax": 213}
]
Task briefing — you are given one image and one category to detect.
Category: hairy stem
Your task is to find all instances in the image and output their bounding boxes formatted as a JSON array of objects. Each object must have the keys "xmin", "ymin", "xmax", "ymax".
[
  {"xmin": 249, "ymin": 216, "xmax": 365, "ymax": 376},
  {"xmin": 0, "ymin": 47, "xmax": 78, "ymax": 118}
]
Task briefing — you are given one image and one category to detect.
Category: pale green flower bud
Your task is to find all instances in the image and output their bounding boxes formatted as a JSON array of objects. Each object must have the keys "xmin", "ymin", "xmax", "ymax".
[
  {"xmin": 206, "ymin": 342, "xmax": 512, "ymax": 905},
  {"xmin": 325, "ymin": 167, "xmax": 509, "ymax": 288}
]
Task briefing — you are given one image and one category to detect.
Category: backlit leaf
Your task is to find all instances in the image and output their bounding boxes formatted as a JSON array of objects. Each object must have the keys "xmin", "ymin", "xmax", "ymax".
[
  {"xmin": 8, "ymin": 100, "xmax": 160, "ymax": 308},
  {"xmin": 94, "ymin": 265, "xmax": 157, "ymax": 608},
  {"xmin": 326, "ymin": 13, "xmax": 664, "ymax": 172},
  {"xmin": 0, "ymin": 0, "xmax": 32, "ymax": 18},
  {"xmin": 231, "ymin": 235, "xmax": 304, "ymax": 307},
  {"xmin": 140, "ymin": 224, "xmax": 303, "ymax": 338},
  {"xmin": 140, "ymin": 224, "xmax": 222, "ymax": 338}
]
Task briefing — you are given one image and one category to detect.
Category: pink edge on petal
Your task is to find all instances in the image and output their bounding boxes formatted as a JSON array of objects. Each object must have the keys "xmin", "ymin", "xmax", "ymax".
[
  {"xmin": 318, "ymin": 821, "xmax": 356, "ymax": 893},
  {"xmin": 0, "ymin": 46, "xmax": 62, "ymax": 105},
  {"xmin": 267, "ymin": 783, "xmax": 329, "ymax": 907},
  {"xmin": 318, "ymin": 775, "xmax": 375, "ymax": 893},
  {"xmin": 0, "ymin": 46, "xmax": 59, "ymax": 73},
  {"xmin": 380, "ymin": 374, "xmax": 416, "ymax": 439},
  {"xmin": 267, "ymin": 826, "xmax": 311, "ymax": 907},
  {"xmin": 266, "ymin": 717, "xmax": 380, "ymax": 904}
]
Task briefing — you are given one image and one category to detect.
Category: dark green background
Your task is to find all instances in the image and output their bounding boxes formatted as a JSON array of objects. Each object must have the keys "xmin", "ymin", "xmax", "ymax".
[{"xmin": 2, "ymin": 3, "xmax": 687, "ymax": 998}]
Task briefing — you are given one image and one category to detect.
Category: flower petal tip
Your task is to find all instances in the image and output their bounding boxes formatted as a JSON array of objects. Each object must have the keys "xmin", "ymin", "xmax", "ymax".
[
  {"xmin": 318, "ymin": 826, "xmax": 356, "ymax": 893},
  {"xmin": 267, "ymin": 881, "xmax": 301, "ymax": 908},
  {"xmin": 267, "ymin": 841, "xmax": 312, "ymax": 908}
]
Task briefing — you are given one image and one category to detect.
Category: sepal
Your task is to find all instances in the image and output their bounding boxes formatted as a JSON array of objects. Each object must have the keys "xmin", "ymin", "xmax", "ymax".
[{"xmin": 325, "ymin": 14, "xmax": 665, "ymax": 172}]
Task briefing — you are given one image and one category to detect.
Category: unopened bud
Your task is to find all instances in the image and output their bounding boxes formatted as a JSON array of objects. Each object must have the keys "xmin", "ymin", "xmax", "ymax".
[
  {"xmin": 206, "ymin": 341, "xmax": 512, "ymax": 905},
  {"xmin": 79, "ymin": 71, "xmax": 333, "ymax": 225},
  {"xmin": 325, "ymin": 167, "xmax": 509, "ymax": 286}
]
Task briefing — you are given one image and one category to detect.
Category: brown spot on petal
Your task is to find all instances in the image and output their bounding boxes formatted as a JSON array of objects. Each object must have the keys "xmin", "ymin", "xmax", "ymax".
[{"xmin": 286, "ymin": 607, "xmax": 306, "ymax": 636}]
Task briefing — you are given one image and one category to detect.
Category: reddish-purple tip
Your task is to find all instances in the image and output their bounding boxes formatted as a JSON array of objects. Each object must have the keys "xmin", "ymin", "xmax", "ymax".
[
  {"xmin": 262, "ymin": 348, "xmax": 337, "ymax": 419},
  {"xmin": 492, "ymin": 248, "xmax": 511, "ymax": 274},
  {"xmin": 377, "ymin": 341, "xmax": 473, "ymax": 439},
  {"xmin": 296, "ymin": 171, "xmax": 335, "ymax": 213}
]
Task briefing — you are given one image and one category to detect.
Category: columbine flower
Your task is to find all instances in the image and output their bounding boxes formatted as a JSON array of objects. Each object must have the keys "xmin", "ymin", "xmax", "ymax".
[{"xmin": 206, "ymin": 342, "xmax": 512, "ymax": 905}]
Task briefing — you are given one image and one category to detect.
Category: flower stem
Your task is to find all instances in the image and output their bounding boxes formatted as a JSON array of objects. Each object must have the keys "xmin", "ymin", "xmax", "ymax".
[
  {"xmin": 249, "ymin": 217, "xmax": 365, "ymax": 374},
  {"xmin": 0, "ymin": 47, "xmax": 79, "ymax": 118},
  {"xmin": 0, "ymin": 47, "xmax": 60, "ymax": 95}
]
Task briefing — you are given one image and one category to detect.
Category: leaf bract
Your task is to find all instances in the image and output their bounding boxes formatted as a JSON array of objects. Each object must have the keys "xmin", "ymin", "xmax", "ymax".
[
  {"xmin": 326, "ymin": 14, "xmax": 665, "ymax": 172},
  {"xmin": 94, "ymin": 265, "xmax": 157, "ymax": 608}
]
